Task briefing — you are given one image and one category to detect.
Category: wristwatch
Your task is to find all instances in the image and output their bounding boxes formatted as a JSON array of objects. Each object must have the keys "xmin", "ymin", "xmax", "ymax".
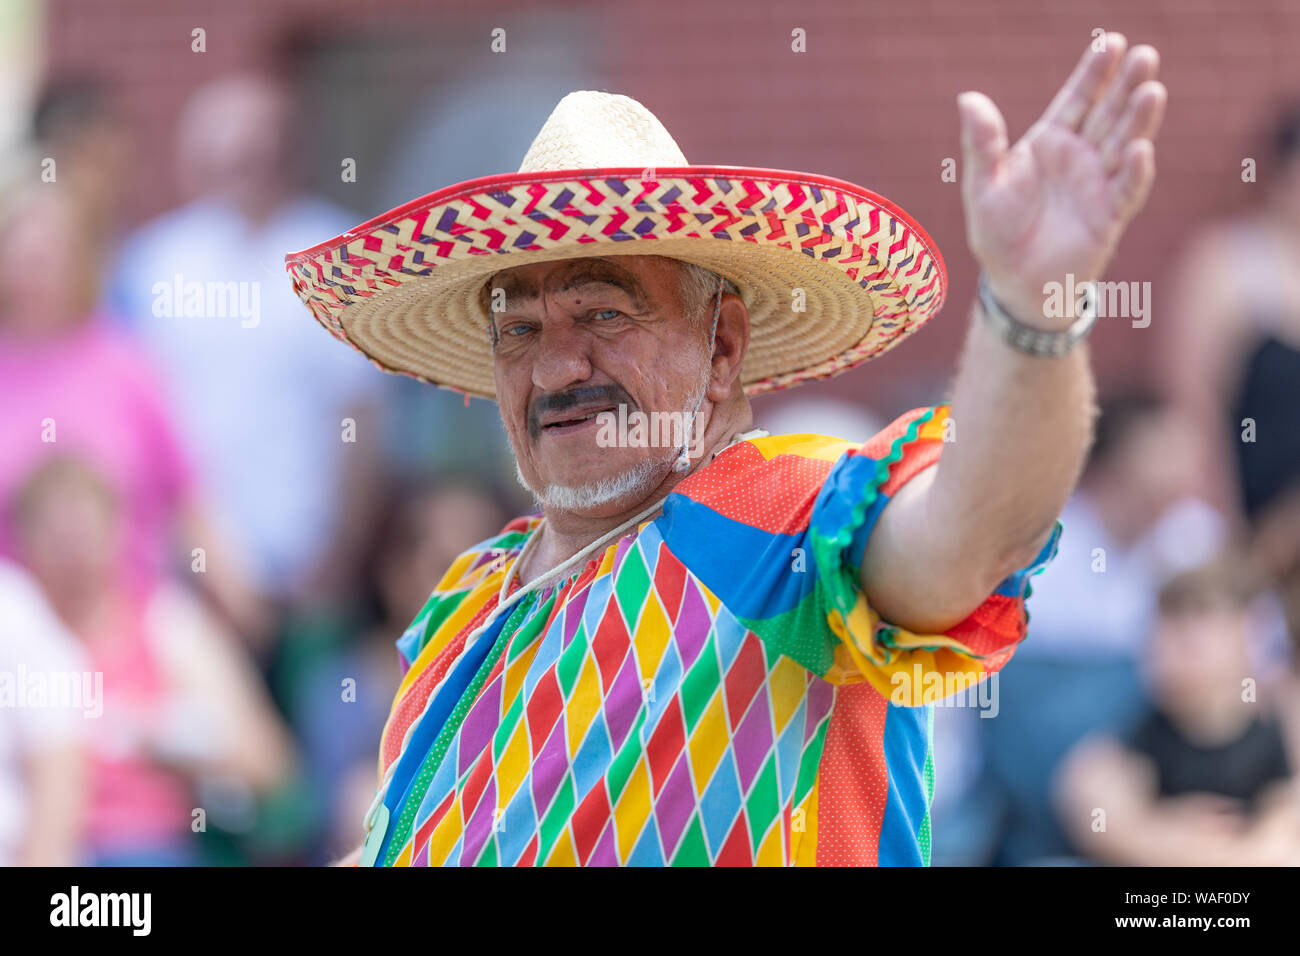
[{"xmin": 977, "ymin": 272, "xmax": 1097, "ymax": 357}]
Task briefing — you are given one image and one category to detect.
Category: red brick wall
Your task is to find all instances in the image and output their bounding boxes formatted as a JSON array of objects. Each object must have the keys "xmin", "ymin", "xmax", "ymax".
[{"xmin": 44, "ymin": 0, "xmax": 1300, "ymax": 408}]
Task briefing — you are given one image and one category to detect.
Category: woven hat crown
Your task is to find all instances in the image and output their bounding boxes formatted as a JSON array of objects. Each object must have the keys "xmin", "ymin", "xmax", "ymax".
[
  {"xmin": 517, "ymin": 91, "xmax": 689, "ymax": 173},
  {"xmin": 285, "ymin": 89, "xmax": 948, "ymax": 400}
]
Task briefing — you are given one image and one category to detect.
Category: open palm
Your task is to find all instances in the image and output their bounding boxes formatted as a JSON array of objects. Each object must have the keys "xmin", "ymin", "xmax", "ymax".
[{"xmin": 960, "ymin": 33, "xmax": 1167, "ymax": 326}]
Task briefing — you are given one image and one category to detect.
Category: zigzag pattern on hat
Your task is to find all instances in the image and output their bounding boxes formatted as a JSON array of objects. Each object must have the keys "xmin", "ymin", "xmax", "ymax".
[{"xmin": 287, "ymin": 170, "xmax": 945, "ymax": 398}]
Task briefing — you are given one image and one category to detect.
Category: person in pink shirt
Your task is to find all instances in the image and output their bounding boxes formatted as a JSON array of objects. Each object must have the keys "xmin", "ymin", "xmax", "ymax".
[{"xmin": 0, "ymin": 185, "xmax": 269, "ymax": 640}]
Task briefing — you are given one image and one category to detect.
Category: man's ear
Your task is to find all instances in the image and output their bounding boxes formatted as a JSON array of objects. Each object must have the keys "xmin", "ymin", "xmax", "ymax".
[{"xmin": 706, "ymin": 293, "xmax": 749, "ymax": 401}]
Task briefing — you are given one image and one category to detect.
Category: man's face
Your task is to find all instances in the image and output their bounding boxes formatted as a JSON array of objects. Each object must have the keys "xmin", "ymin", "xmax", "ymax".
[{"xmin": 487, "ymin": 255, "xmax": 714, "ymax": 515}]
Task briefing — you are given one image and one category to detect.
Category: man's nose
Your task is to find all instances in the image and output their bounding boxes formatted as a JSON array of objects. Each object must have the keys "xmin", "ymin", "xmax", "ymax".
[{"xmin": 530, "ymin": 318, "xmax": 594, "ymax": 393}]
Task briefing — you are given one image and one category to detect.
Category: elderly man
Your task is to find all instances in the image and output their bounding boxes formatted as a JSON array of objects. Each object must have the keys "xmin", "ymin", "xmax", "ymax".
[{"xmin": 288, "ymin": 34, "xmax": 1165, "ymax": 866}]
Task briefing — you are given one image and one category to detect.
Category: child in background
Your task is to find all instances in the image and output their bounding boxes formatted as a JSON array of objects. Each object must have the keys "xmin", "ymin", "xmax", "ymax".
[
  {"xmin": 10, "ymin": 456, "xmax": 297, "ymax": 865},
  {"xmin": 1056, "ymin": 556, "xmax": 1300, "ymax": 865}
]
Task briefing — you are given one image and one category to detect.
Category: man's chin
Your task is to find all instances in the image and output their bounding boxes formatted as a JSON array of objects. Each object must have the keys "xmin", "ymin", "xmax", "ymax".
[{"xmin": 519, "ymin": 455, "xmax": 676, "ymax": 515}]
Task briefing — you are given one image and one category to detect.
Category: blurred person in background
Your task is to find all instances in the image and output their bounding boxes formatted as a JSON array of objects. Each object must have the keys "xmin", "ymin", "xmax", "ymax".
[
  {"xmin": 280, "ymin": 475, "xmax": 507, "ymax": 862},
  {"xmin": 1056, "ymin": 557, "xmax": 1300, "ymax": 865},
  {"xmin": 0, "ymin": 185, "xmax": 262, "ymax": 636},
  {"xmin": 370, "ymin": 19, "xmax": 598, "ymax": 484},
  {"xmin": 949, "ymin": 394, "xmax": 1225, "ymax": 865},
  {"xmin": 107, "ymin": 71, "xmax": 386, "ymax": 644},
  {"xmin": 9, "ymin": 456, "xmax": 297, "ymax": 866},
  {"xmin": 1162, "ymin": 100, "xmax": 1300, "ymax": 663},
  {"xmin": 0, "ymin": 558, "xmax": 89, "ymax": 866},
  {"xmin": 30, "ymin": 75, "xmax": 132, "ymax": 295}
]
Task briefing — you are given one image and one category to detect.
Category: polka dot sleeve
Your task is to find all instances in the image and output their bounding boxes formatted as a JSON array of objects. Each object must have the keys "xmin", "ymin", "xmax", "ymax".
[{"xmin": 808, "ymin": 405, "xmax": 1062, "ymax": 701}]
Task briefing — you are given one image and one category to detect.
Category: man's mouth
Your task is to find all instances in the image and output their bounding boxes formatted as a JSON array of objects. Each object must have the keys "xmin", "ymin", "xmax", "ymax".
[
  {"xmin": 529, "ymin": 385, "xmax": 635, "ymax": 441},
  {"xmin": 540, "ymin": 405, "xmax": 617, "ymax": 432}
]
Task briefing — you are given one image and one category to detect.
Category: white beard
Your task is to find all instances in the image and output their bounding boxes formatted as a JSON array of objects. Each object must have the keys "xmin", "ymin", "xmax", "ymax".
[
  {"xmin": 516, "ymin": 452, "xmax": 676, "ymax": 512},
  {"xmin": 513, "ymin": 357, "xmax": 712, "ymax": 514}
]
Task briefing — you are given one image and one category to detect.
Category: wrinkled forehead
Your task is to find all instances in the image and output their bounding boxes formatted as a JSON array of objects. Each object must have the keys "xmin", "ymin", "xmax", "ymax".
[{"xmin": 478, "ymin": 255, "xmax": 665, "ymax": 315}]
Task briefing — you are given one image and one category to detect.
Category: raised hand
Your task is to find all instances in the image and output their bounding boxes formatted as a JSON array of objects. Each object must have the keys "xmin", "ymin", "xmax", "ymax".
[{"xmin": 958, "ymin": 32, "xmax": 1167, "ymax": 328}]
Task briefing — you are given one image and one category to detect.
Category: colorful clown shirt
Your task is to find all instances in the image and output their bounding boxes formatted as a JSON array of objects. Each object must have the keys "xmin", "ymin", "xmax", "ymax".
[{"xmin": 363, "ymin": 404, "xmax": 1061, "ymax": 867}]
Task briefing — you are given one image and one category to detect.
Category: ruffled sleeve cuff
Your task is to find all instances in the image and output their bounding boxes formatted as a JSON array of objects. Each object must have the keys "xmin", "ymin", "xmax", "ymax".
[{"xmin": 808, "ymin": 404, "xmax": 1063, "ymax": 701}]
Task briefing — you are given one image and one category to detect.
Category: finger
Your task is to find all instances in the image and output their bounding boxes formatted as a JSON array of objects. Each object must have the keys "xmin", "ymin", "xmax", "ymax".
[
  {"xmin": 958, "ymin": 90, "xmax": 1008, "ymax": 195},
  {"xmin": 1100, "ymin": 80, "xmax": 1168, "ymax": 176},
  {"xmin": 1081, "ymin": 44, "xmax": 1160, "ymax": 146},
  {"xmin": 1109, "ymin": 137, "xmax": 1155, "ymax": 221},
  {"xmin": 1039, "ymin": 32, "xmax": 1127, "ymax": 132}
]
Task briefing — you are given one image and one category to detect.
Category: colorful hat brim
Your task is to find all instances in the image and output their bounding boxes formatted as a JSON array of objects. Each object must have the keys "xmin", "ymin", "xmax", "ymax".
[{"xmin": 285, "ymin": 165, "xmax": 947, "ymax": 400}]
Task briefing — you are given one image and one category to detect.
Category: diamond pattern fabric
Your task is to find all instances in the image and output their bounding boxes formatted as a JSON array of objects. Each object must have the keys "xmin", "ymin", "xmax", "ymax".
[{"xmin": 365, "ymin": 405, "xmax": 1060, "ymax": 866}]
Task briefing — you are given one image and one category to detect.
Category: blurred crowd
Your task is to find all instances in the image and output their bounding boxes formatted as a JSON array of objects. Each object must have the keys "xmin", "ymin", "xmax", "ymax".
[
  {"xmin": 1, "ymin": 64, "xmax": 1298, "ymax": 867},
  {"xmin": 0, "ymin": 70, "xmax": 522, "ymax": 865}
]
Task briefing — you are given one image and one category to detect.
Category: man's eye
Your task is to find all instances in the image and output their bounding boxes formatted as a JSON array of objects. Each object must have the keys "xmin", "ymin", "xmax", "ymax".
[
  {"xmin": 504, "ymin": 324, "xmax": 532, "ymax": 337},
  {"xmin": 592, "ymin": 309, "xmax": 622, "ymax": 321}
]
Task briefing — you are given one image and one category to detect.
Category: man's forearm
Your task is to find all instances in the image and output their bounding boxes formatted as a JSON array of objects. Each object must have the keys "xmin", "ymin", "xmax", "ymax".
[
  {"xmin": 858, "ymin": 32, "xmax": 1161, "ymax": 635},
  {"xmin": 863, "ymin": 295, "xmax": 1095, "ymax": 634},
  {"xmin": 933, "ymin": 296, "xmax": 1096, "ymax": 578}
]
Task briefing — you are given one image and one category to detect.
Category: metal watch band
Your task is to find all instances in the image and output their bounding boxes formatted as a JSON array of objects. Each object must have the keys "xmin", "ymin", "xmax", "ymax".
[{"xmin": 977, "ymin": 272, "xmax": 1097, "ymax": 357}]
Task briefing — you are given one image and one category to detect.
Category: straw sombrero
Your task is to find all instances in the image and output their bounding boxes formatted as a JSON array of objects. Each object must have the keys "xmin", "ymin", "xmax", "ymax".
[{"xmin": 285, "ymin": 90, "xmax": 947, "ymax": 400}]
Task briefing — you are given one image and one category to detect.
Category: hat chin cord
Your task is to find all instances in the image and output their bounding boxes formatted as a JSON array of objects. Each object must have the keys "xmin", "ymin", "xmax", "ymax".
[{"xmin": 672, "ymin": 274, "xmax": 726, "ymax": 474}]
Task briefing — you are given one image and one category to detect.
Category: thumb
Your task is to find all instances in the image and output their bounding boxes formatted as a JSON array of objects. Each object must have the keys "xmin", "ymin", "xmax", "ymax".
[{"xmin": 958, "ymin": 91, "xmax": 1007, "ymax": 194}]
